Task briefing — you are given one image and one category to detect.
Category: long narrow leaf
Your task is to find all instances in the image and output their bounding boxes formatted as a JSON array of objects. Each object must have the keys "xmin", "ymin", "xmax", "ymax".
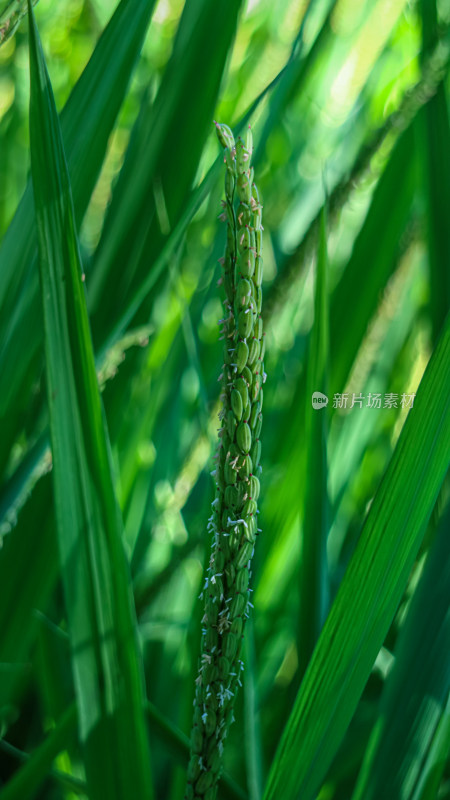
[
  {"xmin": 244, "ymin": 617, "xmax": 264, "ymax": 800},
  {"xmin": 88, "ymin": 0, "xmax": 244, "ymax": 337},
  {"xmin": 263, "ymin": 313, "xmax": 450, "ymax": 800},
  {"xmin": 28, "ymin": 5, "xmax": 153, "ymax": 797},
  {"xmin": 420, "ymin": 0, "xmax": 450, "ymax": 343},
  {"xmin": 351, "ymin": 505, "xmax": 450, "ymax": 800},
  {"xmin": 414, "ymin": 694, "xmax": 450, "ymax": 800},
  {"xmin": 298, "ymin": 205, "xmax": 329, "ymax": 679},
  {"xmin": 0, "ymin": 0, "xmax": 157, "ymax": 480}
]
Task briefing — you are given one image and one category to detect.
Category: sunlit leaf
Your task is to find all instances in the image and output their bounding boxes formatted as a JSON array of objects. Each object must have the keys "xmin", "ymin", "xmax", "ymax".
[{"xmin": 263, "ymin": 315, "xmax": 450, "ymax": 800}]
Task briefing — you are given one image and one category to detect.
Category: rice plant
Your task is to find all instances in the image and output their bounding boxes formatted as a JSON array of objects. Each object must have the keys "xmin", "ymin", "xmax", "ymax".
[
  {"xmin": 0, "ymin": 0, "xmax": 449, "ymax": 799},
  {"xmin": 185, "ymin": 122, "xmax": 265, "ymax": 800}
]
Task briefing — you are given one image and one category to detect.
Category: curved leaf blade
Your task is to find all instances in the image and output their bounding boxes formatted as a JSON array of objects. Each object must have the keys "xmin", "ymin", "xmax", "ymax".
[
  {"xmin": 27, "ymin": 5, "xmax": 153, "ymax": 797},
  {"xmin": 352, "ymin": 505, "xmax": 450, "ymax": 800},
  {"xmin": 263, "ymin": 314, "xmax": 450, "ymax": 800}
]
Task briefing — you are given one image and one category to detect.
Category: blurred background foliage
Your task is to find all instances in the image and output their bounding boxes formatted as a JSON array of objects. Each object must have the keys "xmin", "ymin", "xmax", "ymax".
[{"xmin": 0, "ymin": 0, "xmax": 449, "ymax": 797}]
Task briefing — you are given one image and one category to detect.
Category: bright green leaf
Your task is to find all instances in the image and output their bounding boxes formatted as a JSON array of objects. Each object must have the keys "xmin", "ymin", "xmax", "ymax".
[
  {"xmin": 351, "ymin": 505, "xmax": 450, "ymax": 800},
  {"xmin": 263, "ymin": 314, "xmax": 450, "ymax": 800}
]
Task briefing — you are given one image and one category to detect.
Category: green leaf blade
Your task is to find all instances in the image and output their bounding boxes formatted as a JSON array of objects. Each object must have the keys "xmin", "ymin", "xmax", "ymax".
[
  {"xmin": 28, "ymin": 5, "xmax": 153, "ymax": 797},
  {"xmin": 0, "ymin": 0, "xmax": 157, "ymax": 481},
  {"xmin": 263, "ymin": 314, "xmax": 450, "ymax": 800},
  {"xmin": 352, "ymin": 505, "xmax": 450, "ymax": 800},
  {"xmin": 299, "ymin": 204, "xmax": 330, "ymax": 678},
  {"xmin": 419, "ymin": 0, "xmax": 450, "ymax": 343},
  {"xmin": 88, "ymin": 0, "xmax": 244, "ymax": 338}
]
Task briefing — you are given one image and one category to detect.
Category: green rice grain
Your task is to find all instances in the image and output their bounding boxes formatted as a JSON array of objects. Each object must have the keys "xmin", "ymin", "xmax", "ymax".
[{"xmin": 184, "ymin": 122, "xmax": 265, "ymax": 800}]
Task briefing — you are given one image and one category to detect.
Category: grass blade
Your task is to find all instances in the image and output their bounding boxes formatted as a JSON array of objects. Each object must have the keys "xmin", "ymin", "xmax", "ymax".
[
  {"xmin": 244, "ymin": 617, "xmax": 264, "ymax": 800},
  {"xmin": 263, "ymin": 313, "xmax": 450, "ymax": 800},
  {"xmin": 419, "ymin": 0, "xmax": 450, "ymax": 343},
  {"xmin": 27, "ymin": 4, "xmax": 153, "ymax": 797},
  {"xmin": 413, "ymin": 693, "xmax": 450, "ymax": 800},
  {"xmin": 88, "ymin": 0, "xmax": 244, "ymax": 336},
  {"xmin": 0, "ymin": 0, "xmax": 157, "ymax": 480},
  {"xmin": 351, "ymin": 505, "xmax": 450, "ymax": 800},
  {"xmin": 298, "ymin": 204, "xmax": 329, "ymax": 679}
]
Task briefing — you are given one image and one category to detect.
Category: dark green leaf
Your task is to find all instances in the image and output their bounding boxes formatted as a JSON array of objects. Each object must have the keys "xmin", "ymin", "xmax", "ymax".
[
  {"xmin": 419, "ymin": 0, "xmax": 450, "ymax": 342},
  {"xmin": 0, "ymin": 474, "xmax": 57, "ymax": 720},
  {"xmin": 28, "ymin": 4, "xmax": 153, "ymax": 796},
  {"xmin": 0, "ymin": 704, "xmax": 77, "ymax": 800},
  {"xmin": 298, "ymin": 205, "xmax": 329, "ymax": 679}
]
